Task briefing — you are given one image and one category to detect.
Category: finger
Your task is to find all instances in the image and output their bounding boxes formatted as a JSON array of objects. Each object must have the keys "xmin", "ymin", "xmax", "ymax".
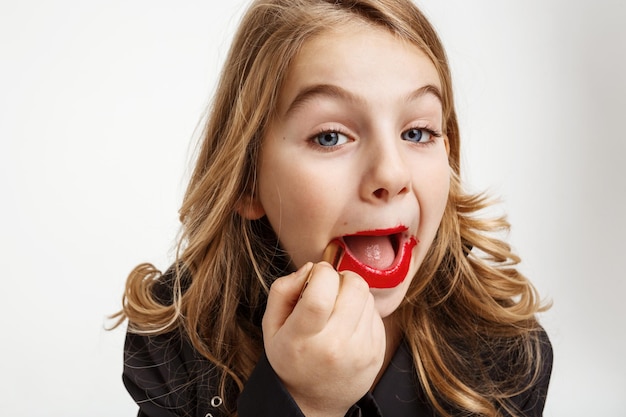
[
  {"xmin": 363, "ymin": 292, "xmax": 384, "ymax": 347},
  {"xmin": 328, "ymin": 271, "xmax": 371, "ymax": 334},
  {"xmin": 354, "ymin": 293, "xmax": 385, "ymax": 361},
  {"xmin": 289, "ymin": 262, "xmax": 341, "ymax": 334},
  {"xmin": 263, "ymin": 262, "xmax": 313, "ymax": 337},
  {"xmin": 298, "ymin": 263, "xmax": 316, "ymax": 299}
]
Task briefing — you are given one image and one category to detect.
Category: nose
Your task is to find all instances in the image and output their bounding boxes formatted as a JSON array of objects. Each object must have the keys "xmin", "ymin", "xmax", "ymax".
[{"xmin": 360, "ymin": 135, "xmax": 411, "ymax": 203}]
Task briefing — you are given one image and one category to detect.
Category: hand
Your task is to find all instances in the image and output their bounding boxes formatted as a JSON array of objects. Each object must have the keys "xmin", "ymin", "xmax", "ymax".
[{"xmin": 262, "ymin": 262, "xmax": 386, "ymax": 417}]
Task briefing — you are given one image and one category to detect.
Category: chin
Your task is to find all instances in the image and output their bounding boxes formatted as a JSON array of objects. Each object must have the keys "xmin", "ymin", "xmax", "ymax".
[
  {"xmin": 370, "ymin": 257, "xmax": 419, "ymax": 317},
  {"xmin": 370, "ymin": 284, "xmax": 410, "ymax": 318}
]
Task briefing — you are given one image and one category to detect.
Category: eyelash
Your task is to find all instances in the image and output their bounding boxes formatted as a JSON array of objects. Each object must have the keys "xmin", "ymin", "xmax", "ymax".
[
  {"xmin": 308, "ymin": 125, "xmax": 442, "ymax": 151},
  {"xmin": 403, "ymin": 126, "xmax": 443, "ymax": 146},
  {"xmin": 308, "ymin": 126, "xmax": 352, "ymax": 152}
]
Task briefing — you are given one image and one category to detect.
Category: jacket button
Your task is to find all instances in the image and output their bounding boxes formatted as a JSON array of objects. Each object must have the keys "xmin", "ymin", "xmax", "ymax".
[{"xmin": 211, "ymin": 396, "xmax": 223, "ymax": 408}]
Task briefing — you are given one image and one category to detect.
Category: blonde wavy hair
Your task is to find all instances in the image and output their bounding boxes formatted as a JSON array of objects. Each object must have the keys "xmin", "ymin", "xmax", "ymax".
[{"xmin": 112, "ymin": 0, "xmax": 550, "ymax": 415}]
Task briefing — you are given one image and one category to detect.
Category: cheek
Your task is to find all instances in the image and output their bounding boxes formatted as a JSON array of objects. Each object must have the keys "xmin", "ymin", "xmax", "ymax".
[
  {"xmin": 411, "ymin": 161, "xmax": 450, "ymax": 258},
  {"xmin": 416, "ymin": 158, "xmax": 451, "ymax": 221},
  {"xmin": 258, "ymin": 145, "xmax": 352, "ymax": 226},
  {"xmin": 256, "ymin": 155, "xmax": 344, "ymax": 264},
  {"xmin": 259, "ymin": 168, "xmax": 329, "ymax": 226},
  {"xmin": 432, "ymin": 168, "xmax": 451, "ymax": 215}
]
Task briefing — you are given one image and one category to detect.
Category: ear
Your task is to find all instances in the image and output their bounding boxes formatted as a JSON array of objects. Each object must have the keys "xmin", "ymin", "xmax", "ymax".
[{"xmin": 236, "ymin": 194, "xmax": 265, "ymax": 220}]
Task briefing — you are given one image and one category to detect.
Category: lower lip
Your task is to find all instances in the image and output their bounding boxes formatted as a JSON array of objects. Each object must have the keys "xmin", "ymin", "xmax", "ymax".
[{"xmin": 330, "ymin": 235, "xmax": 418, "ymax": 288}]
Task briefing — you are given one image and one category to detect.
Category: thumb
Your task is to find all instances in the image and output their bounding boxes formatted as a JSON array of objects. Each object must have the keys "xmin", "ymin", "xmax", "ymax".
[{"xmin": 263, "ymin": 262, "xmax": 313, "ymax": 337}]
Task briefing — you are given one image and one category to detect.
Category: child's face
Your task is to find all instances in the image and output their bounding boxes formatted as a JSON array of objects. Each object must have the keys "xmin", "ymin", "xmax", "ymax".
[{"xmin": 253, "ymin": 23, "xmax": 450, "ymax": 317}]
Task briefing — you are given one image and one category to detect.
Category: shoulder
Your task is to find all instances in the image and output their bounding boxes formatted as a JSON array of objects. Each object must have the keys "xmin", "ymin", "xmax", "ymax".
[
  {"xmin": 151, "ymin": 264, "xmax": 191, "ymax": 306},
  {"xmin": 124, "ymin": 327, "xmax": 230, "ymax": 417},
  {"xmin": 123, "ymin": 266, "xmax": 228, "ymax": 417},
  {"xmin": 124, "ymin": 328, "xmax": 225, "ymax": 416},
  {"xmin": 505, "ymin": 326, "xmax": 553, "ymax": 417},
  {"xmin": 526, "ymin": 326, "xmax": 553, "ymax": 386}
]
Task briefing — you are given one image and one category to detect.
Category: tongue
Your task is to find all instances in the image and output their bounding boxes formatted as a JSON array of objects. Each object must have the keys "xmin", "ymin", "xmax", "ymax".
[{"xmin": 343, "ymin": 235, "xmax": 396, "ymax": 269}]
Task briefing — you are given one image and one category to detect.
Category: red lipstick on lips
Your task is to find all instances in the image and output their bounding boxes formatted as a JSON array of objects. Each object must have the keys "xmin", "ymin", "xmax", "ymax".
[{"xmin": 323, "ymin": 226, "xmax": 418, "ymax": 289}]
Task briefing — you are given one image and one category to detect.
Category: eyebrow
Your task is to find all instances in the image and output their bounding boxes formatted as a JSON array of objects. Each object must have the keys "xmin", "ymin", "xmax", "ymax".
[
  {"xmin": 283, "ymin": 83, "xmax": 443, "ymax": 117},
  {"xmin": 405, "ymin": 84, "xmax": 443, "ymax": 106}
]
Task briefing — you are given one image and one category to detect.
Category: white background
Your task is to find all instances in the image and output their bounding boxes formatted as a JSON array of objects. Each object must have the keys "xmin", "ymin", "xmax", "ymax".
[{"xmin": 1, "ymin": 1, "xmax": 624, "ymax": 416}]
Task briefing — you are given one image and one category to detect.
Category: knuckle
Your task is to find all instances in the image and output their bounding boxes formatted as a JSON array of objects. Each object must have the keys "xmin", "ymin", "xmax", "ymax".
[
  {"xmin": 301, "ymin": 295, "xmax": 332, "ymax": 316},
  {"xmin": 341, "ymin": 272, "xmax": 369, "ymax": 294},
  {"xmin": 318, "ymin": 340, "xmax": 342, "ymax": 364},
  {"xmin": 317, "ymin": 261, "xmax": 337, "ymax": 272},
  {"xmin": 355, "ymin": 352, "xmax": 375, "ymax": 370},
  {"xmin": 269, "ymin": 276, "xmax": 290, "ymax": 295}
]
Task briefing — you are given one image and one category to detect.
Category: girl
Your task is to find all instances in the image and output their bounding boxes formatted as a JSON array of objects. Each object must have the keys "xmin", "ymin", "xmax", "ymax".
[{"xmin": 112, "ymin": 0, "xmax": 552, "ymax": 416}]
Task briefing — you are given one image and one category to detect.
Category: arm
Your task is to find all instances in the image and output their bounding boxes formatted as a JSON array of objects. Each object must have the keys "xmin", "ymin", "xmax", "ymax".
[
  {"xmin": 123, "ymin": 264, "xmax": 384, "ymax": 417},
  {"xmin": 237, "ymin": 352, "xmax": 305, "ymax": 417},
  {"xmin": 238, "ymin": 353, "xmax": 382, "ymax": 417},
  {"xmin": 260, "ymin": 263, "xmax": 386, "ymax": 417},
  {"xmin": 124, "ymin": 325, "xmax": 381, "ymax": 417}
]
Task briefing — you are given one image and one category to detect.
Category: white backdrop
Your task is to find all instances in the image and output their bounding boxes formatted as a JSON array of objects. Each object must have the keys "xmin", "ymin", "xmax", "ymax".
[{"xmin": 1, "ymin": 1, "xmax": 624, "ymax": 416}]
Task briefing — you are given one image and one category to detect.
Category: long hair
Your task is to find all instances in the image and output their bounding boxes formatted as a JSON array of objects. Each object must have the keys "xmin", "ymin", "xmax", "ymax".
[{"xmin": 112, "ymin": 1, "xmax": 550, "ymax": 415}]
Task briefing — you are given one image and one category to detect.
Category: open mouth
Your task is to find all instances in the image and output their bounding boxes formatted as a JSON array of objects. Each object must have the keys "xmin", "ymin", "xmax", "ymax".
[{"xmin": 324, "ymin": 226, "xmax": 418, "ymax": 289}]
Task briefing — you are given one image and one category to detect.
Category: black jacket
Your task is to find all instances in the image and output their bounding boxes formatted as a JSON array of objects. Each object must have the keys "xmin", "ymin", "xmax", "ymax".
[{"xmin": 123, "ymin": 322, "xmax": 552, "ymax": 417}]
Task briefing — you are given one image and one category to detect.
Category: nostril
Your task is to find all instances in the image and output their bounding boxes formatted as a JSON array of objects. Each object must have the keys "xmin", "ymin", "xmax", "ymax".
[
  {"xmin": 373, "ymin": 188, "xmax": 387, "ymax": 199},
  {"xmin": 373, "ymin": 185, "xmax": 409, "ymax": 200}
]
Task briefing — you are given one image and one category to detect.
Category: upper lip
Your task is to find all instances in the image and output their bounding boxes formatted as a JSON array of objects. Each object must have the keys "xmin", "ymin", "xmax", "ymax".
[{"xmin": 343, "ymin": 225, "xmax": 408, "ymax": 237}]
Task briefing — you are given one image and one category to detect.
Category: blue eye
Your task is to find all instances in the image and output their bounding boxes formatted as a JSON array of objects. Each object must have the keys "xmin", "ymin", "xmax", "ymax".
[
  {"xmin": 401, "ymin": 128, "xmax": 432, "ymax": 143},
  {"xmin": 314, "ymin": 131, "xmax": 349, "ymax": 147}
]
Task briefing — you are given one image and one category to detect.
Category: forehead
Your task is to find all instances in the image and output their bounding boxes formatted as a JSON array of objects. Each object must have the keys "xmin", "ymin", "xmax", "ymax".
[{"xmin": 275, "ymin": 22, "xmax": 442, "ymax": 115}]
